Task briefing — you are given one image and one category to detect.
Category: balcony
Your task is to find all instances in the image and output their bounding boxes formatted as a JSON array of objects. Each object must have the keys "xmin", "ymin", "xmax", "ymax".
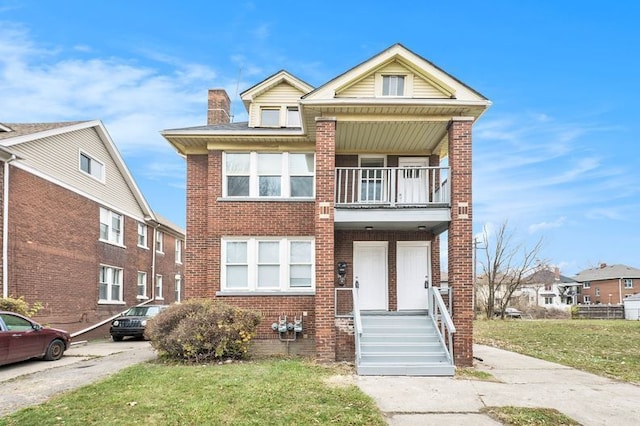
[{"xmin": 334, "ymin": 166, "xmax": 451, "ymax": 232}]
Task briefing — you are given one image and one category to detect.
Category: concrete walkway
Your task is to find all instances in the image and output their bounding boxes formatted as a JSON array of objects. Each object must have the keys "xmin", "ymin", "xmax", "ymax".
[{"xmin": 356, "ymin": 344, "xmax": 640, "ymax": 426}]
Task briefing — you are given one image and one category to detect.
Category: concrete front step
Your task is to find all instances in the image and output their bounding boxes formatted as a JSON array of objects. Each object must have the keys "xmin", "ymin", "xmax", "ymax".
[
  {"xmin": 357, "ymin": 362, "xmax": 455, "ymax": 376},
  {"xmin": 360, "ymin": 342, "xmax": 443, "ymax": 353}
]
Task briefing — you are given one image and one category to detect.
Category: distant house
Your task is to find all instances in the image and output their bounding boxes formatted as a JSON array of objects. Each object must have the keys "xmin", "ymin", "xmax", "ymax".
[
  {"xmin": 574, "ymin": 263, "xmax": 640, "ymax": 305},
  {"xmin": 0, "ymin": 121, "xmax": 184, "ymax": 338},
  {"xmin": 516, "ymin": 267, "xmax": 579, "ymax": 310},
  {"xmin": 162, "ymin": 43, "xmax": 490, "ymax": 375}
]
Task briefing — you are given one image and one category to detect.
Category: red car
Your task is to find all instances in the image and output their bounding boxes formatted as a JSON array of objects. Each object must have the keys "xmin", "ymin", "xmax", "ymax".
[{"xmin": 0, "ymin": 311, "xmax": 72, "ymax": 366}]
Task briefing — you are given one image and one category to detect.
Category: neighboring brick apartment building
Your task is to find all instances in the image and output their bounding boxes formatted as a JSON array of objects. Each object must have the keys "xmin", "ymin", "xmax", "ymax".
[
  {"xmin": 574, "ymin": 263, "xmax": 640, "ymax": 305},
  {"xmin": 162, "ymin": 44, "xmax": 490, "ymax": 373},
  {"xmin": 0, "ymin": 121, "xmax": 184, "ymax": 338}
]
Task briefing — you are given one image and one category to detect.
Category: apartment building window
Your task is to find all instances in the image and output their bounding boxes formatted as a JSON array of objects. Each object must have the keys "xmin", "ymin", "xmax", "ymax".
[
  {"xmin": 359, "ymin": 156, "xmax": 385, "ymax": 202},
  {"xmin": 137, "ymin": 222, "xmax": 147, "ymax": 248},
  {"xmin": 156, "ymin": 275, "xmax": 163, "ymax": 299},
  {"xmin": 544, "ymin": 296, "xmax": 553, "ymax": 305},
  {"xmin": 382, "ymin": 75, "xmax": 405, "ymax": 96},
  {"xmin": 175, "ymin": 240, "xmax": 182, "ymax": 264},
  {"xmin": 79, "ymin": 151, "xmax": 105, "ymax": 181},
  {"xmin": 624, "ymin": 279, "xmax": 633, "ymax": 289},
  {"xmin": 544, "ymin": 284, "xmax": 552, "ymax": 291},
  {"xmin": 260, "ymin": 108, "xmax": 280, "ymax": 127},
  {"xmin": 99, "ymin": 208, "xmax": 123, "ymax": 246},
  {"xmin": 221, "ymin": 237, "xmax": 314, "ymax": 292},
  {"xmin": 224, "ymin": 152, "xmax": 315, "ymax": 198},
  {"xmin": 99, "ymin": 265, "xmax": 123, "ymax": 303},
  {"xmin": 584, "ymin": 295, "xmax": 591, "ymax": 304},
  {"xmin": 595, "ymin": 287, "xmax": 600, "ymax": 297},
  {"xmin": 175, "ymin": 275, "xmax": 182, "ymax": 302},
  {"xmin": 137, "ymin": 272, "xmax": 147, "ymax": 299},
  {"xmin": 156, "ymin": 231, "xmax": 164, "ymax": 253},
  {"xmin": 583, "ymin": 281, "xmax": 591, "ymax": 288}
]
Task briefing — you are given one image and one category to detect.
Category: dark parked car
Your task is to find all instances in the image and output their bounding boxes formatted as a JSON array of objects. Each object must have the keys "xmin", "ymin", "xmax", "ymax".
[
  {"xmin": 0, "ymin": 311, "xmax": 72, "ymax": 366},
  {"xmin": 110, "ymin": 305, "xmax": 167, "ymax": 341}
]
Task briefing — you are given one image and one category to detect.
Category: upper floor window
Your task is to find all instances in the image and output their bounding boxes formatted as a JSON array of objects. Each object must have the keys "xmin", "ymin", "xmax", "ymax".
[
  {"xmin": 382, "ymin": 75, "xmax": 405, "ymax": 96},
  {"xmin": 100, "ymin": 208, "xmax": 123, "ymax": 246},
  {"xmin": 156, "ymin": 230, "xmax": 164, "ymax": 253},
  {"xmin": 544, "ymin": 284, "xmax": 552, "ymax": 291},
  {"xmin": 79, "ymin": 151, "xmax": 105, "ymax": 182},
  {"xmin": 175, "ymin": 274, "xmax": 182, "ymax": 302},
  {"xmin": 137, "ymin": 271, "xmax": 148, "ymax": 299},
  {"xmin": 175, "ymin": 240, "xmax": 183, "ymax": 264},
  {"xmin": 624, "ymin": 279, "xmax": 633, "ymax": 289},
  {"xmin": 99, "ymin": 265, "xmax": 123, "ymax": 303},
  {"xmin": 224, "ymin": 152, "xmax": 314, "ymax": 198},
  {"xmin": 286, "ymin": 107, "xmax": 300, "ymax": 127},
  {"xmin": 260, "ymin": 108, "xmax": 280, "ymax": 127},
  {"xmin": 595, "ymin": 287, "xmax": 600, "ymax": 297},
  {"xmin": 221, "ymin": 237, "xmax": 314, "ymax": 292},
  {"xmin": 137, "ymin": 222, "xmax": 147, "ymax": 248},
  {"xmin": 583, "ymin": 281, "xmax": 591, "ymax": 288}
]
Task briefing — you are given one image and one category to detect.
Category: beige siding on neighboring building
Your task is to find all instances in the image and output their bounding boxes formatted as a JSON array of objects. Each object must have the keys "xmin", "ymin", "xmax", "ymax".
[
  {"xmin": 8, "ymin": 127, "xmax": 146, "ymax": 218},
  {"xmin": 337, "ymin": 74, "xmax": 375, "ymax": 98}
]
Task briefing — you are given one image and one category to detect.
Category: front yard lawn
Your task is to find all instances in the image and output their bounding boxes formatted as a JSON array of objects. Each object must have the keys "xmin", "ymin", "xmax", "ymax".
[
  {"xmin": 0, "ymin": 359, "xmax": 385, "ymax": 426},
  {"xmin": 475, "ymin": 319, "xmax": 640, "ymax": 383}
]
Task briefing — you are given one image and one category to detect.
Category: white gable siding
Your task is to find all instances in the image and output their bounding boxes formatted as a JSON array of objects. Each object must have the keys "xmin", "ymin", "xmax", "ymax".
[
  {"xmin": 413, "ymin": 77, "xmax": 450, "ymax": 98},
  {"xmin": 336, "ymin": 75, "xmax": 375, "ymax": 98},
  {"xmin": 8, "ymin": 127, "xmax": 146, "ymax": 218},
  {"xmin": 249, "ymin": 82, "xmax": 306, "ymax": 127}
]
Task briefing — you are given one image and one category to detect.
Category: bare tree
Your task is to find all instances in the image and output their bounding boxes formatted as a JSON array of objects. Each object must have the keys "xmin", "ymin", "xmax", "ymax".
[{"xmin": 477, "ymin": 221, "xmax": 544, "ymax": 319}]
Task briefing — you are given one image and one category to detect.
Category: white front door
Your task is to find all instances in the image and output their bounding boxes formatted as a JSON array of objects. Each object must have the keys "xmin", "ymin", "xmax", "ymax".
[
  {"xmin": 398, "ymin": 157, "xmax": 429, "ymax": 204},
  {"xmin": 397, "ymin": 241, "xmax": 430, "ymax": 310},
  {"xmin": 353, "ymin": 242, "xmax": 388, "ymax": 310}
]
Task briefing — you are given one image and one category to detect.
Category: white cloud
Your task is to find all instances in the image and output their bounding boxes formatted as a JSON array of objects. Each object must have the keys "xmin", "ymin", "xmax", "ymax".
[{"xmin": 528, "ymin": 217, "xmax": 566, "ymax": 234}]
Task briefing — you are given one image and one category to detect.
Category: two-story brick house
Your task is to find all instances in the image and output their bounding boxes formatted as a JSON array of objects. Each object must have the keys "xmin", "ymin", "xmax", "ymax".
[
  {"xmin": 575, "ymin": 263, "xmax": 640, "ymax": 305},
  {"xmin": 162, "ymin": 44, "xmax": 490, "ymax": 374},
  {"xmin": 0, "ymin": 121, "xmax": 184, "ymax": 339}
]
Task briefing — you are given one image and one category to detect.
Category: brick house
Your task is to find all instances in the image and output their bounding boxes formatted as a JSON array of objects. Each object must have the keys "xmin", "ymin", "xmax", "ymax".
[
  {"xmin": 574, "ymin": 263, "xmax": 640, "ymax": 305},
  {"xmin": 162, "ymin": 44, "xmax": 490, "ymax": 374},
  {"xmin": 0, "ymin": 121, "xmax": 184, "ymax": 338}
]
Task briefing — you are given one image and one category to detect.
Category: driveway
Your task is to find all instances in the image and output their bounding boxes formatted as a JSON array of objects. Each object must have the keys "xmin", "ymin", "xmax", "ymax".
[{"xmin": 0, "ymin": 339, "xmax": 156, "ymax": 417}]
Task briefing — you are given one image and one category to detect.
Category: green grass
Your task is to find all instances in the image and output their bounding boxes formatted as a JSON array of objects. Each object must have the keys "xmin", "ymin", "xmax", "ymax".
[
  {"xmin": 0, "ymin": 359, "xmax": 385, "ymax": 426},
  {"xmin": 481, "ymin": 406, "xmax": 580, "ymax": 426},
  {"xmin": 475, "ymin": 319, "xmax": 640, "ymax": 383}
]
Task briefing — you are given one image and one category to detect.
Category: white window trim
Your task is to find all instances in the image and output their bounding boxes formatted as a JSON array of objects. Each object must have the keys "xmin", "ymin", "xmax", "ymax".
[
  {"xmin": 222, "ymin": 152, "xmax": 315, "ymax": 199},
  {"xmin": 260, "ymin": 107, "xmax": 281, "ymax": 127},
  {"xmin": 220, "ymin": 237, "xmax": 315, "ymax": 293},
  {"xmin": 584, "ymin": 295, "xmax": 591, "ymax": 304},
  {"xmin": 137, "ymin": 271, "xmax": 148, "ymax": 300},
  {"xmin": 259, "ymin": 105, "xmax": 301, "ymax": 128},
  {"xmin": 286, "ymin": 106, "xmax": 301, "ymax": 127},
  {"xmin": 175, "ymin": 274, "xmax": 182, "ymax": 303},
  {"xmin": 98, "ymin": 264, "xmax": 124, "ymax": 304},
  {"xmin": 374, "ymin": 73, "xmax": 413, "ymax": 98},
  {"xmin": 156, "ymin": 274, "xmax": 164, "ymax": 300},
  {"xmin": 99, "ymin": 208, "xmax": 125, "ymax": 247},
  {"xmin": 583, "ymin": 281, "xmax": 591, "ymax": 288},
  {"xmin": 156, "ymin": 230, "xmax": 164, "ymax": 253},
  {"xmin": 137, "ymin": 222, "xmax": 148, "ymax": 249},
  {"xmin": 175, "ymin": 240, "xmax": 183, "ymax": 264},
  {"xmin": 624, "ymin": 279, "xmax": 633, "ymax": 289},
  {"xmin": 79, "ymin": 150, "xmax": 106, "ymax": 183}
]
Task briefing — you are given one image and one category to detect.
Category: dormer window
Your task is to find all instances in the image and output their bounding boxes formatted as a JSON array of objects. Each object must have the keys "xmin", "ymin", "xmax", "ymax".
[
  {"xmin": 382, "ymin": 75, "xmax": 405, "ymax": 96},
  {"xmin": 260, "ymin": 108, "xmax": 280, "ymax": 127},
  {"xmin": 286, "ymin": 107, "xmax": 301, "ymax": 127}
]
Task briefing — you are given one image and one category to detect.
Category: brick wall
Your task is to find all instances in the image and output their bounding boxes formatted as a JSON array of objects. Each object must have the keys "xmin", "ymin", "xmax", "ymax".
[
  {"xmin": 448, "ymin": 119, "xmax": 474, "ymax": 367},
  {"xmin": 580, "ymin": 278, "xmax": 636, "ymax": 305},
  {"xmin": 185, "ymin": 154, "xmax": 210, "ymax": 298}
]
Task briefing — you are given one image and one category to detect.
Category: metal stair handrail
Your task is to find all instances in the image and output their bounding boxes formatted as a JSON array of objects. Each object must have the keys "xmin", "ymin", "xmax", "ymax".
[
  {"xmin": 428, "ymin": 286, "xmax": 456, "ymax": 364},
  {"xmin": 352, "ymin": 283, "xmax": 363, "ymax": 363}
]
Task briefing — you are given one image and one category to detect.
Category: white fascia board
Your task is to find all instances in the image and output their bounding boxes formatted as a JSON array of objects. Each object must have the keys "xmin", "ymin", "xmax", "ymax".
[
  {"xmin": 300, "ymin": 98, "xmax": 491, "ymax": 108},
  {"xmin": 161, "ymin": 129, "xmax": 306, "ymax": 137}
]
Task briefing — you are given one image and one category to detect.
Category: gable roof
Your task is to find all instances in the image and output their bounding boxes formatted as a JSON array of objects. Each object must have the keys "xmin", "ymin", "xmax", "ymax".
[
  {"xmin": 574, "ymin": 264, "xmax": 640, "ymax": 282},
  {"xmin": 240, "ymin": 70, "xmax": 314, "ymax": 111},
  {"xmin": 0, "ymin": 120, "xmax": 156, "ymax": 222},
  {"xmin": 303, "ymin": 43, "xmax": 489, "ymax": 105},
  {"xmin": 525, "ymin": 268, "xmax": 577, "ymax": 285}
]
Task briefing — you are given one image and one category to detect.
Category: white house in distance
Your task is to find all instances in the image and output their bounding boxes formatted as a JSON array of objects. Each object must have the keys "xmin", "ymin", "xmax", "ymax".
[{"xmin": 515, "ymin": 266, "xmax": 580, "ymax": 311}]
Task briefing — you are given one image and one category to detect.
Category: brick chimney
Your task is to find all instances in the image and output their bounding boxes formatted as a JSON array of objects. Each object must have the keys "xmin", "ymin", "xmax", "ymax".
[
  {"xmin": 554, "ymin": 266, "xmax": 560, "ymax": 281},
  {"xmin": 207, "ymin": 89, "xmax": 231, "ymax": 125}
]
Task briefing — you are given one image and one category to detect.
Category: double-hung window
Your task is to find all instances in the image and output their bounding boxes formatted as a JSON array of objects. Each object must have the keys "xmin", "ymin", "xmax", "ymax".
[
  {"xmin": 261, "ymin": 108, "xmax": 280, "ymax": 127},
  {"xmin": 175, "ymin": 240, "xmax": 182, "ymax": 264},
  {"xmin": 624, "ymin": 279, "xmax": 633, "ymax": 289},
  {"xmin": 137, "ymin": 222, "xmax": 147, "ymax": 248},
  {"xmin": 224, "ymin": 152, "xmax": 314, "ymax": 198},
  {"xmin": 382, "ymin": 75, "xmax": 405, "ymax": 96},
  {"xmin": 99, "ymin": 265, "xmax": 123, "ymax": 303},
  {"xmin": 156, "ymin": 275, "xmax": 163, "ymax": 299},
  {"xmin": 222, "ymin": 237, "xmax": 314, "ymax": 292},
  {"xmin": 175, "ymin": 275, "xmax": 182, "ymax": 302},
  {"xmin": 156, "ymin": 231, "xmax": 164, "ymax": 253},
  {"xmin": 137, "ymin": 272, "xmax": 147, "ymax": 299},
  {"xmin": 80, "ymin": 151, "xmax": 105, "ymax": 181},
  {"xmin": 100, "ymin": 208, "xmax": 123, "ymax": 246},
  {"xmin": 583, "ymin": 281, "xmax": 591, "ymax": 289},
  {"xmin": 286, "ymin": 107, "xmax": 300, "ymax": 127}
]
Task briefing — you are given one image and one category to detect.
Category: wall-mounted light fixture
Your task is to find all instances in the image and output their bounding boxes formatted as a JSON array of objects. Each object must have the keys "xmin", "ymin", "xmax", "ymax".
[
  {"xmin": 365, "ymin": 226, "xmax": 373, "ymax": 231},
  {"xmin": 417, "ymin": 226, "xmax": 427, "ymax": 231}
]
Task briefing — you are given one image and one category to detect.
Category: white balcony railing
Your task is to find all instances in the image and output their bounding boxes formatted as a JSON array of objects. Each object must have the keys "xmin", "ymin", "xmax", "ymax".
[{"xmin": 335, "ymin": 166, "xmax": 449, "ymax": 207}]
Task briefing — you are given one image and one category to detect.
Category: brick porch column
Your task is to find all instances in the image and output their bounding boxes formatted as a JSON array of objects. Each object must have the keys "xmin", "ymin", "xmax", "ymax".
[
  {"xmin": 315, "ymin": 117, "xmax": 336, "ymax": 361},
  {"xmin": 448, "ymin": 118, "xmax": 474, "ymax": 367}
]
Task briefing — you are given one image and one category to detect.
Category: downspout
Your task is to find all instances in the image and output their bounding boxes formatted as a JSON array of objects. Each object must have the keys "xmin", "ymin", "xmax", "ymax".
[
  {"xmin": 151, "ymin": 222, "xmax": 158, "ymax": 300},
  {"xmin": 2, "ymin": 155, "xmax": 17, "ymax": 299}
]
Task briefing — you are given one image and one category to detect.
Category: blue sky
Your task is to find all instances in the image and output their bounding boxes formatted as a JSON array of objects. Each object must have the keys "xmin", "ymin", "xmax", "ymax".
[{"xmin": 1, "ymin": 1, "xmax": 638, "ymax": 275}]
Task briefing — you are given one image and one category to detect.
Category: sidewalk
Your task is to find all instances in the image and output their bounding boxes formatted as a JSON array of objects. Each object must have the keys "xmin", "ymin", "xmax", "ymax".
[{"xmin": 356, "ymin": 344, "xmax": 640, "ymax": 426}]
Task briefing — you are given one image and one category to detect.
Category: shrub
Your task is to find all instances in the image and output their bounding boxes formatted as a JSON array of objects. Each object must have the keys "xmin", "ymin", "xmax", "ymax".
[
  {"xmin": 145, "ymin": 299, "xmax": 261, "ymax": 363},
  {"xmin": 0, "ymin": 296, "xmax": 42, "ymax": 317}
]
